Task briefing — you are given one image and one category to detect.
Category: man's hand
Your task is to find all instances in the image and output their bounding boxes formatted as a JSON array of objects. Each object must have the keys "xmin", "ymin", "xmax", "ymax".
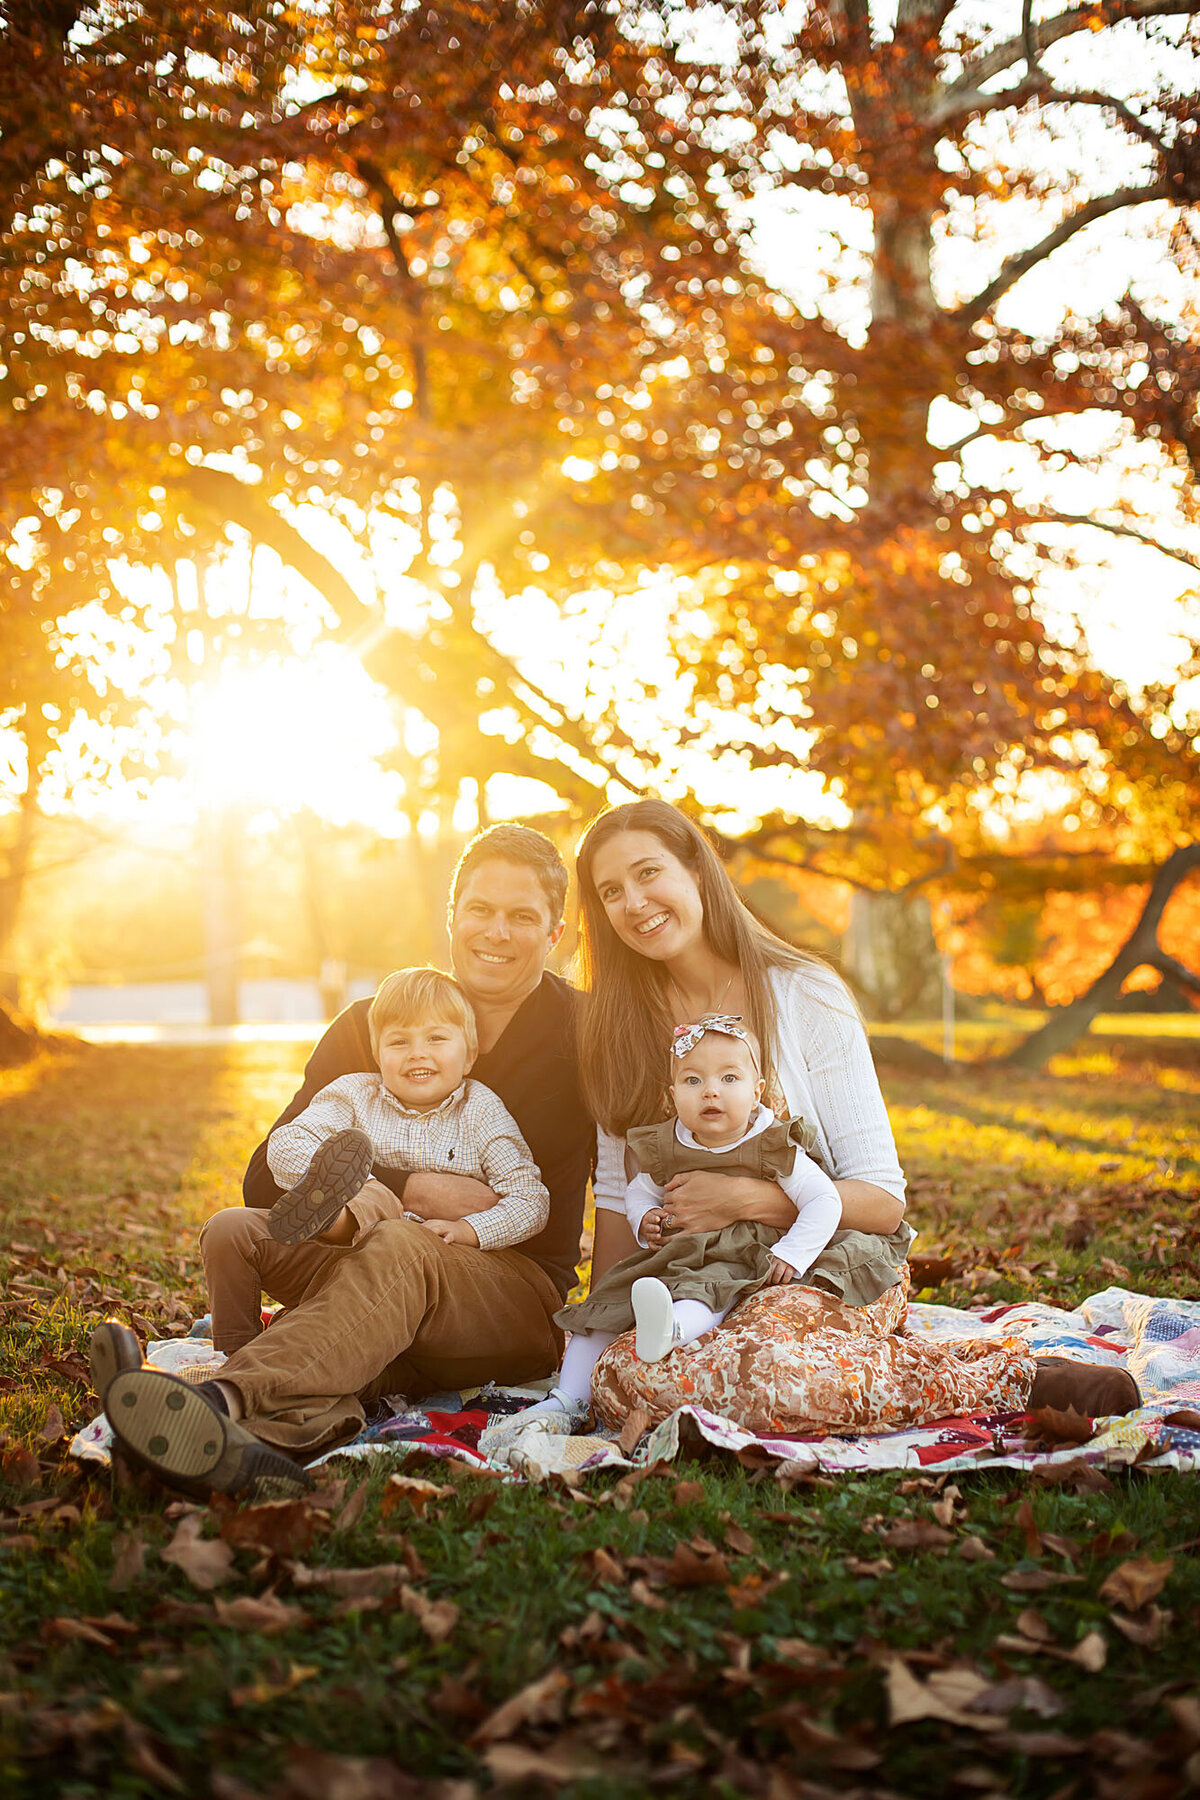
[
  {"xmin": 661, "ymin": 1171, "xmax": 797, "ymax": 1236},
  {"xmin": 640, "ymin": 1206, "xmax": 670, "ymax": 1248},
  {"xmin": 766, "ymin": 1256, "xmax": 797, "ymax": 1286},
  {"xmin": 401, "ymin": 1172, "xmax": 497, "ymax": 1221},
  {"xmin": 422, "ymin": 1217, "xmax": 480, "ymax": 1248}
]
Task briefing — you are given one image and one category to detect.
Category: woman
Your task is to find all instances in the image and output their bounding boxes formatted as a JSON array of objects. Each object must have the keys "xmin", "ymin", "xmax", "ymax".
[{"xmin": 573, "ymin": 799, "xmax": 1138, "ymax": 1437}]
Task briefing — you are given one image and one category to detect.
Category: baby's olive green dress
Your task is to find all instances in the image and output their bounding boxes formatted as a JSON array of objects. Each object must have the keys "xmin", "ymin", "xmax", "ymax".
[{"xmin": 557, "ymin": 1117, "xmax": 913, "ymax": 1337}]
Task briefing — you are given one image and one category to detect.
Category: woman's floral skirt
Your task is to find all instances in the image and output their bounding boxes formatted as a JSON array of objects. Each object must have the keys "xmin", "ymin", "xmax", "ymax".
[{"xmin": 591, "ymin": 1269, "xmax": 1036, "ymax": 1438}]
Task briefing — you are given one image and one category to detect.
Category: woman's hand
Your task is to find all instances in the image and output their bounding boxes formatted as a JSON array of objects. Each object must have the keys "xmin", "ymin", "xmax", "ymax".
[{"xmin": 660, "ymin": 1172, "xmax": 797, "ymax": 1235}]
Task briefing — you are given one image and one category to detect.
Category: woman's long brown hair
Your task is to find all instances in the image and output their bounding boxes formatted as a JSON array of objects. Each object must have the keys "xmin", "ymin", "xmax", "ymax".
[{"xmin": 575, "ymin": 799, "xmax": 826, "ymax": 1136}]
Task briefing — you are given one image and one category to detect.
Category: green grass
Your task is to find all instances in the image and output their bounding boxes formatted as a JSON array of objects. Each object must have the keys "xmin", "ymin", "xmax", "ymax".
[{"xmin": 1, "ymin": 1033, "xmax": 1198, "ymax": 1798}]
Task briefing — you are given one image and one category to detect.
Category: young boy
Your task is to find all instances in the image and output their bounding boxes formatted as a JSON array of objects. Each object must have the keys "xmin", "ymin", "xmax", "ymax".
[{"xmin": 198, "ymin": 966, "xmax": 550, "ymax": 1355}]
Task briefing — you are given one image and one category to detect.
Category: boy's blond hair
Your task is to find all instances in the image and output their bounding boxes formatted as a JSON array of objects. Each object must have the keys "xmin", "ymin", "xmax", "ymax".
[{"xmin": 368, "ymin": 967, "xmax": 478, "ymax": 1062}]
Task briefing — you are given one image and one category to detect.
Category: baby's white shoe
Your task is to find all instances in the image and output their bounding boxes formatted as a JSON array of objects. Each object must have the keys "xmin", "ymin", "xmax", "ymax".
[
  {"xmin": 632, "ymin": 1278, "xmax": 679, "ymax": 1362},
  {"xmin": 478, "ymin": 1388, "xmax": 588, "ymax": 1457}
]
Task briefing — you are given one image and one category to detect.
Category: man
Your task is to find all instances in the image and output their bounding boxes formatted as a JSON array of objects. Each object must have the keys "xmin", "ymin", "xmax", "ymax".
[{"xmin": 93, "ymin": 824, "xmax": 595, "ymax": 1500}]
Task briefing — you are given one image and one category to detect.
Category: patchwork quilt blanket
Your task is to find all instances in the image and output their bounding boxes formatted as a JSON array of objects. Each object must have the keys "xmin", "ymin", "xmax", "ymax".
[{"xmin": 70, "ymin": 1285, "xmax": 1200, "ymax": 1482}]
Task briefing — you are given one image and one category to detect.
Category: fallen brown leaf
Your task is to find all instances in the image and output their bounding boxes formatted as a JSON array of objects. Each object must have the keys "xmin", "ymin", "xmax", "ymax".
[
  {"xmin": 617, "ymin": 1406, "xmax": 651, "ymax": 1457},
  {"xmin": 845, "ymin": 1554, "xmax": 893, "ymax": 1576},
  {"xmin": 379, "ymin": 1475, "xmax": 453, "ymax": 1519},
  {"xmin": 482, "ymin": 1740, "xmax": 600, "ymax": 1786},
  {"xmin": 219, "ymin": 1499, "xmax": 321, "ymax": 1558},
  {"xmin": 160, "ymin": 1515, "xmax": 234, "ymax": 1591},
  {"xmin": 885, "ymin": 1659, "xmax": 1001, "ymax": 1731},
  {"xmin": 109, "ymin": 1530, "xmax": 146, "ymax": 1592},
  {"xmin": 664, "ymin": 1541, "xmax": 729, "ymax": 1586},
  {"xmin": 230, "ymin": 1662, "xmax": 319, "ymax": 1707},
  {"xmin": 629, "ymin": 1577, "xmax": 667, "ymax": 1610},
  {"xmin": 278, "ymin": 1748, "xmax": 422, "ymax": 1800},
  {"xmin": 908, "ymin": 1254, "xmax": 956, "ymax": 1287},
  {"xmin": 39, "ymin": 1404, "xmax": 66, "ymax": 1445},
  {"xmin": 957, "ymin": 1536, "xmax": 996, "ymax": 1563},
  {"xmin": 673, "ymin": 1479, "xmax": 705, "ymax": 1506},
  {"xmin": 1000, "ymin": 1569, "xmax": 1081, "ymax": 1593},
  {"xmin": 399, "ymin": 1584, "xmax": 458, "ymax": 1645},
  {"xmin": 881, "ymin": 1519, "xmax": 954, "ymax": 1551},
  {"xmin": 1100, "ymin": 1556, "xmax": 1173, "ymax": 1612},
  {"xmin": 1061, "ymin": 1631, "xmax": 1108, "ymax": 1673},
  {"xmin": 290, "ymin": 1561, "xmax": 405, "ymax": 1600},
  {"xmin": 1031, "ymin": 1456, "xmax": 1111, "ymax": 1493},
  {"xmin": 579, "ymin": 1545, "xmax": 625, "ymax": 1585},
  {"xmin": 1110, "ymin": 1605, "xmax": 1171, "ymax": 1648},
  {"xmin": 993, "ymin": 1729, "xmax": 1085, "ymax": 1756},
  {"xmin": 472, "ymin": 1668, "xmax": 571, "ymax": 1745},
  {"xmin": 213, "ymin": 1593, "xmax": 307, "ymax": 1633},
  {"xmin": 1024, "ymin": 1406, "xmax": 1096, "ymax": 1446},
  {"xmin": 43, "ymin": 1616, "xmax": 119, "ymax": 1649}
]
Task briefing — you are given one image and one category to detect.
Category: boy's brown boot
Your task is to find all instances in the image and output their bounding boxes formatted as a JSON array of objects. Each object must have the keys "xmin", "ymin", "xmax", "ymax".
[
  {"xmin": 1027, "ymin": 1356, "xmax": 1140, "ymax": 1418},
  {"xmin": 89, "ymin": 1320, "xmax": 144, "ymax": 1403},
  {"xmin": 267, "ymin": 1127, "xmax": 374, "ymax": 1245}
]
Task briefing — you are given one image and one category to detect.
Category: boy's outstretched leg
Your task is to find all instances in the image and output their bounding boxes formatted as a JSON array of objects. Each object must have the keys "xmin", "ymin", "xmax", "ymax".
[{"xmin": 267, "ymin": 1128, "xmax": 374, "ymax": 1245}]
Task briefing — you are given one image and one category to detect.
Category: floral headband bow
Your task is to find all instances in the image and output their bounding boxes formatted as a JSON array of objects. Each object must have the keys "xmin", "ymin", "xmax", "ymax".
[{"xmin": 671, "ymin": 1014, "xmax": 758, "ymax": 1069}]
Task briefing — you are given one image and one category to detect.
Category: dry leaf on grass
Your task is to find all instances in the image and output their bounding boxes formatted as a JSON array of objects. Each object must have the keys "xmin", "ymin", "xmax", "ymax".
[
  {"xmin": 958, "ymin": 1536, "xmax": 996, "ymax": 1563},
  {"xmin": 290, "ymin": 1562, "xmax": 406, "ymax": 1600},
  {"xmin": 332, "ymin": 1481, "xmax": 370, "ymax": 1531},
  {"xmin": 482, "ymin": 1741, "xmax": 600, "ymax": 1786},
  {"xmin": 472, "ymin": 1668, "xmax": 572, "ymax": 1745},
  {"xmin": 213, "ymin": 1593, "xmax": 307, "ymax": 1633},
  {"xmin": 1030, "ymin": 1457, "xmax": 1111, "ymax": 1493},
  {"xmin": 1110, "ymin": 1605, "xmax": 1171, "ymax": 1648},
  {"xmin": 160, "ymin": 1515, "xmax": 234, "ymax": 1591},
  {"xmin": 845, "ymin": 1555, "xmax": 893, "ymax": 1576},
  {"xmin": 230, "ymin": 1662, "xmax": 319, "ymax": 1707},
  {"xmin": 1000, "ymin": 1568, "xmax": 1081, "ymax": 1593},
  {"xmin": 39, "ymin": 1404, "xmax": 65, "ymax": 1445},
  {"xmin": 579, "ymin": 1545, "xmax": 625, "ymax": 1585},
  {"xmin": 885, "ymin": 1659, "xmax": 1002, "ymax": 1731},
  {"xmin": 992, "ymin": 1729, "xmax": 1085, "ymax": 1757},
  {"xmin": 1100, "ymin": 1556, "xmax": 1173, "ymax": 1612},
  {"xmin": 399, "ymin": 1584, "xmax": 458, "ymax": 1645},
  {"xmin": 379, "ymin": 1475, "xmax": 454, "ymax": 1519},
  {"xmin": 673, "ymin": 1480, "xmax": 705, "ymax": 1506},
  {"xmin": 109, "ymin": 1530, "xmax": 146, "ymax": 1591},
  {"xmin": 881, "ymin": 1519, "xmax": 954, "ymax": 1551},
  {"xmin": 279, "ymin": 1750, "xmax": 422, "ymax": 1800},
  {"xmin": 665, "ymin": 1542, "xmax": 730, "ymax": 1587},
  {"xmin": 219, "ymin": 1499, "xmax": 321, "ymax": 1558},
  {"xmin": 42, "ymin": 1615, "xmax": 122, "ymax": 1649}
]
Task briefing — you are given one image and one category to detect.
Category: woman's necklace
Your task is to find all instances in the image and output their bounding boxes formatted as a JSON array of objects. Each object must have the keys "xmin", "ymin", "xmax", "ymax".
[{"xmin": 668, "ymin": 966, "xmax": 736, "ymax": 1024}]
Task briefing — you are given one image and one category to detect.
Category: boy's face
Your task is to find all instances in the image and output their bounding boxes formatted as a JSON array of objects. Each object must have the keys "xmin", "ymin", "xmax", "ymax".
[
  {"xmin": 377, "ymin": 1017, "xmax": 474, "ymax": 1112},
  {"xmin": 672, "ymin": 1034, "xmax": 764, "ymax": 1148}
]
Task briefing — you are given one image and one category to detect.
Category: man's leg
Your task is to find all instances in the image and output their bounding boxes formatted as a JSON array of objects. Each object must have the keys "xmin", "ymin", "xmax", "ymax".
[{"xmin": 216, "ymin": 1217, "xmax": 563, "ymax": 1455}]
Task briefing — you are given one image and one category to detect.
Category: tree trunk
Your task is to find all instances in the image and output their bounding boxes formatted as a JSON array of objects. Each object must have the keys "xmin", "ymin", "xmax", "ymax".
[
  {"xmin": 0, "ymin": 993, "xmax": 41, "ymax": 1065},
  {"xmin": 843, "ymin": 887, "xmax": 945, "ymax": 1020},
  {"xmin": 1002, "ymin": 845, "xmax": 1200, "ymax": 1069}
]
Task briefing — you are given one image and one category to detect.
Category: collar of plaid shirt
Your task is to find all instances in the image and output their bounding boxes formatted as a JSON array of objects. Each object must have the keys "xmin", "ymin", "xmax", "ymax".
[{"xmin": 377, "ymin": 1078, "xmax": 469, "ymax": 1121}]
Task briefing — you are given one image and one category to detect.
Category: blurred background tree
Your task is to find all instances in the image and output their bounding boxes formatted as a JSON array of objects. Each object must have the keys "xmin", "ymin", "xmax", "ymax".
[{"xmin": 1, "ymin": 0, "xmax": 1196, "ymax": 1050}]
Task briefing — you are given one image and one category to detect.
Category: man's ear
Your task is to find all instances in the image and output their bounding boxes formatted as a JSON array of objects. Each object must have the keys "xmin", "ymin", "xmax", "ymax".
[{"xmin": 548, "ymin": 919, "xmax": 566, "ymax": 950}]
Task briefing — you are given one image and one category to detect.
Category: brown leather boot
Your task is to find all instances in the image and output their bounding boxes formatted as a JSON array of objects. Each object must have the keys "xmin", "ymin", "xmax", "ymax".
[{"xmin": 1028, "ymin": 1356, "xmax": 1140, "ymax": 1418}]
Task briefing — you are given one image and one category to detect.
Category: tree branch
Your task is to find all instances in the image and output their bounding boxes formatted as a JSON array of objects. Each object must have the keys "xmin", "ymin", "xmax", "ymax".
[
  {"xmin": 940, "ymin": 0, "xmax": 1200, "ymax": 107},
  {"xmin": 1019, "ymin": 511, "xmax": 1200, "ymax": 574},
  {"xmin": 353, "ymin": 158, "xmax": 431, "ymax": 422},
  {"xmin": 959, "ymin": 180, "xmax": 1169, "ymax": 323}
]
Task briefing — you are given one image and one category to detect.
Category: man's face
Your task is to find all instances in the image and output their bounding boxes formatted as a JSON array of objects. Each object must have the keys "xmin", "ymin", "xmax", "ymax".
[{"xmin": 449, "ymin": 859, "xmax": 564, "ymax": 1011}]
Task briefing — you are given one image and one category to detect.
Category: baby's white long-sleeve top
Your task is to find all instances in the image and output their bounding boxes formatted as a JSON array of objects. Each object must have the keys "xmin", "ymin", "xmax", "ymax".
[{"xmin": 624, "ymin": 1104, "xmax": 842, "ymax": 1280}]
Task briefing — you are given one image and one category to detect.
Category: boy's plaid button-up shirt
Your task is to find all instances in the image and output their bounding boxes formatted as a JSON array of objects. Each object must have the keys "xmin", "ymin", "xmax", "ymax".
[{"xmin": 266, "ymin": 1073, "xmax": 549, "ymax": 1251}]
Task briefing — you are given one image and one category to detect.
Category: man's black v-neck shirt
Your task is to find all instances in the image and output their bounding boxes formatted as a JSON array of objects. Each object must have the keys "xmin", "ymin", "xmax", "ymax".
[{"xmin": 242, "ymin": 974, "xmax": 595, "ymax": 1300}]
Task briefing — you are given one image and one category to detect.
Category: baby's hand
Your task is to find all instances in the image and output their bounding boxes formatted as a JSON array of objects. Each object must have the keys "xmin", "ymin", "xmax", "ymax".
[
  {"xmin": 767, "ymin": 1256, "xmax": 797, "ymax": 1286},
  {"xmin": 641, "ymin": 1207, "xmax": 670, "ymax": 1248},
  {"xmin": 422, "ymin": 1217, "xmax": 480, "ymax": 1248}
]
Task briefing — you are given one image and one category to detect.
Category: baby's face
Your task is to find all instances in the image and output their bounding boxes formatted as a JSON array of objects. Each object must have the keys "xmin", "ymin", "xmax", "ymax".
[
  {"xmin": 377, "ymin": 1016, "xmax": 473, "ymax": 1111},
  {"xmin": 671, "ymin": 1034, "xmax": 764, "ymax": 1147}
]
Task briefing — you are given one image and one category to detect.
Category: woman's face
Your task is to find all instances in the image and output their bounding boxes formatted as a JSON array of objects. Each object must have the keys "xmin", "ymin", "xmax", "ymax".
[{"xmin": 589, "ymin": 829, "xmax": 706, "ymax": 965}]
